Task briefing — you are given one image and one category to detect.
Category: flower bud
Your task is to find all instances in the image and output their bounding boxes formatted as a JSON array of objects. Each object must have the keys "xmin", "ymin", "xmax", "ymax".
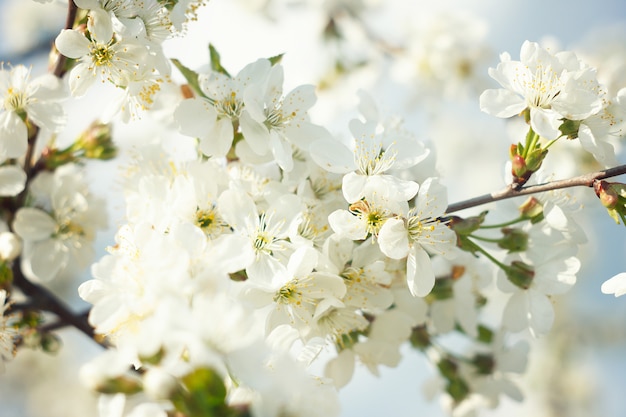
[
  {"xmin": 0, "ymin": 232, "xmax": 22, "ymax": 261},
  {"xmin": 505, "ymin": 261, "xmax": 535, "ymax": 289},
  {"xmin": 74, "ymin": 121, "xmax": 117, "ymax": 160},
  {"xmin": 509, "ymin": 144, "xmax": 547, "ymax": 187},
  {"xmin": 40, "ymin": 332, "xmax": 62, "ymax": 354},
  {"xmin": 498, "ymin": 228, "xmax": 528, "ymax": 252},
  {"xmin": 519, "ymin": 196, "xmax": 544, "ymax": 223},
  {"xmin": 472, "ymin": 353, "xmax": 495, "ymax": 375},
  {"xmin": 409, "ymin": 325, "xmax": 431, "ymax": 349},
  {"xmin": 594, "ymin": 180, "xmax": 626, "ymax": 224},
  {"xmin": 558, "ymin": 118, "xmax": 581, "ymax": 139},
  {"xmin": 446, "ymin": 211, "xmax": 487, "ymax": 235}
]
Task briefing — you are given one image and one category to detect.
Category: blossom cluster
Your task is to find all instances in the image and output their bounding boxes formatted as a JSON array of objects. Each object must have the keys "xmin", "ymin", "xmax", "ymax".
[{"xmin": 0, "ymin": 1, "xmax": 625, "ymax": 417}]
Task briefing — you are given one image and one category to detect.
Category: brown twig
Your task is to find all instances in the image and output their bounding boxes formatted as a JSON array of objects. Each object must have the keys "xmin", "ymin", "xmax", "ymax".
[
  {"xmin": 446, "ymin": 164, "xmax": 626, "ymax": 214},
  {"xmin": 52, "ymin": 0, "xmax": 78, "ymax": 78},
  {"xmin": 11, "ymin": 259, "xmax": 108, "ymax": 349}
]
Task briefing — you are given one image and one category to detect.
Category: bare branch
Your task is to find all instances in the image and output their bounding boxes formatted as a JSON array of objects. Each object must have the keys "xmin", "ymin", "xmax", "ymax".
[
  {"xmin": 446, "ymin": 164, "xmax": 626, "ymax": 214},
  {"xmin": 52, "ymin": 0, "xmax": 78, "ymax": 78},
  {"xmin": 11, "ymin": 259, "xmax": 108, "ymax": 349}
]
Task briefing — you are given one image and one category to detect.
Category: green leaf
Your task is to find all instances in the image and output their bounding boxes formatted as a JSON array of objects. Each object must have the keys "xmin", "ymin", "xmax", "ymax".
[
  {"xmin": 172, "ymin": 367, "xmax": 233, "ymax": 417},
  {"xmin": 171, "ymin": 58, "xmax": 206, "ymax": 98},
  {"xmin": 209, "ymin": 44, "xmax": 231, "ymax": 77},
  {"xmin": 267, "ymin": 53, "xmax": 285, "ymax": 66}
]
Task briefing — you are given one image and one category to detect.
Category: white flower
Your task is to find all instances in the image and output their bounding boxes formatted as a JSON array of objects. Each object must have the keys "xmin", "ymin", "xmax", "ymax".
[
  {"xmin": 310, "ymin": 118, "xmax": 424, "ymax": 203},
  {"xmin": 240, "ymin": 63, "xmax": 329, "ymax": 172},
  {"xmin": 310, "ymin": 91, "xmax": 429, "ymax": 203},
  {"xmin": 174, "ymin": 59, "xmax": 271, "ymax": 158},
  {"xmin": 480, "ymin": 41, "xmax": 603, "ymax": 139},
  {"xmin": 328, "ymin": 192, "xmax": 406, "ymax": 242},
  {"xmin": 169, "ymin": 0, "xmax": 210, "ymax": 33},
  {"xmin": 0, "ymin": 64, "xmax": 65, "ymax": 158},
  {"xmin": 55, "ymin": 9, "xmax": 151, "ymax": 96},
  {"xmin": 378, "ymin": 177, "xmax": 457, "ymax": 297},
  {"xmin": 322, "ymin": 234, "xmax": 393, "ymax": 312},
  {"xmin": 601, "ymin": 272, "xmax": 626, "ymax": 297},
  {"xmin": 392, "ymin": 11, "xmax": 491, "ymax": 99},
  {"xmin": 242, "ymin": 246, "xmax": 346, "ymax": 338},
  {"xmin": 578, "ymin": 88, "xmax": 626, "ymax": 167},
  {"xmin": 498, "ymin": 244, "xmax": 580, "ymax": 337},
  {"xmin": 13, "ymin": 164, "xmax": 107, "ymax": 281},
  {"xmin": 217, "ymin": 188, "xmax": 303, "ymax": 283}
]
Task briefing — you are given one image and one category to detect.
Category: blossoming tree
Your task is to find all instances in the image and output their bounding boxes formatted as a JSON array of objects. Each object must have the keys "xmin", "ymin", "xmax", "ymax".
[{"xmin": 1, "ymin": 0, "xmax": 625, "ymax": 416}]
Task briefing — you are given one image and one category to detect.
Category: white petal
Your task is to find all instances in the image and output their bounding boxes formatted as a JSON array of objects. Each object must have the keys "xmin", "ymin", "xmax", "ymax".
[
  {"xmin": 68, "ymin": 64, "xmax": 96, "ymax": 97},
  {"xmin": 269, "ymin": 130, "xmax": 293, "ymax": 172},
  {"xmin": 341, "ymin": 172, "xmax": 368, "ymax": 203},
  {"xmin": 0, "ymin": 112, "xmax": 28, "ymax": 158},
  {"xmin": 174, "ymin": 98, "xmax": 217, "ymax": 138},
  {"xmin": 377, "ymin": 218, "xmax": 409, "ymax": 259},
  {"xmin": 0, "ymin": 165, "xmax": 26, "ymax": 196},
  {"xmin": 578, "ymin": 123, "xmax": 617, "ymax": 168},
  {"xmin": 601, "ymin": 272, "xmax": 626, "ymax": 297},
  {"xmin": 199, "ymin": 118, "xmax": 233, "ymax": 157},
  {"xmin": 28, "ymin": 239, "xmax": 68, "ymax": 281},
  {"xmin": 309, "ymin": 137, "xmax": 356, "ymax": 174},
  {"xmin": 529, "ymin": 107, "xmax": 561, "ymax": 140},
  {"xmin": 406, "ymin": 246, "xmax": 435, "ymax": 297},
  {"xmin": 55, "ymin": 29, "xmax": 90, "ymax": 59},
  {"xmin": 328, "ymin": 210, "xmax": 367, "ymax": 240},
  {"xmin": 239, "ymin": 110, "xmax": 270, "ymax": 155},
  {"xmin": 88, "ymin": 9, "xmax": 114, "ymax": 44},
  {"xmin": 13, "ymin": 208, "xmax": 57, "ymax": 240},
  {"xmin": 282, "ymin": 84, "xmax": 316, "ymax": 115},
  {"xmin": 415, "ymin": 177, "xmax": 447, "ymax": 218},
  {"xmin": 479, "ymin": 89, "xmax": 526, "ymax": 118},
  {"xmin": 325, "ymin": 349, "xmax": 355, "ymax": 389}
]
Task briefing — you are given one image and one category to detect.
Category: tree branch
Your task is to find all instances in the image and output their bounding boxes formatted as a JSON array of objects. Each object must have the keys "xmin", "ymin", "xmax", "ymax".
[
  {"xmin": 52, "ymin": 0, "xmax": 78, "ymax": 78},
  {"xmin": 11, "ymin": 259, "xmax": 108, "ymax": 349},
  {"xmin": 446, "ymin": 164, "xmax": 626, "ymax": 214}
]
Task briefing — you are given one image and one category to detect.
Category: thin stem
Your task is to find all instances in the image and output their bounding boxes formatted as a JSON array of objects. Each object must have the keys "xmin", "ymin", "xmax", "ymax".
[
  {"xmin": 11, "ymin": 259, "xmax": 108, "ymax": 349},
  {"xmin": 446, "ymin": 164, "xmax": 626, "ymax": 214},
  {"xmin": 52, "ymin": 0, "xmax": 78, "ymax": 78},
  {"xmin": 470, "ymin": 240, "xmax": 508, "ymax": 270},
  {"xmin": 480, "ymin": 217, "xmax": 525, "ymax": 229},
  {"xmin": 469, "ymin": 234, "xmax": 502, "ymax": 243}
]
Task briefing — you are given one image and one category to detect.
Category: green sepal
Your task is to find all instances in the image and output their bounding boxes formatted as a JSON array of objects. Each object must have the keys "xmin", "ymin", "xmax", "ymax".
[
  {"xmin": 497, "ymin": 228, "xmax": 529, "ymax": 252},
  {"xmin": 172, "ymin": 367, "xmax": 233, "ymax": 417},
  {"xmin": 268, "ymin": 53, "xmax": 285, "ymax": 66},
  {"xmin": 447, "ymin": 211, "xmax": 488, "ymax": 235},
  {"xmin": 209, "ymin": 43, "xmax": 231, "ymax": 77},
  {"xmin": 171, "ymin": 58, "xmax": 206, "ymax": 98}
]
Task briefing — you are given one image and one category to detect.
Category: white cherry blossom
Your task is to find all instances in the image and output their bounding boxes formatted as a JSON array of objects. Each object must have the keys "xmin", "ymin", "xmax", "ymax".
[
  {"xmin": 0, "ymin": 64, "xmax": 65, "ymax": 158},
  {"xmin": 55, "ymin": 8, "xmax": 152, "ymax": 96},
  {"xmin": 480, "ymin": 40, "xmax": 604, "ymax": 139},
  {"xmin": 378, "ymin": 177, "xmax": 457, "ymax": 297}
]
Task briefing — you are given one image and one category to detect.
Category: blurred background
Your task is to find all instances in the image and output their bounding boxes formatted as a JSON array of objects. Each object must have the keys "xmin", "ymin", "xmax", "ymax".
[{"xmin": 1, "ymin": 0, "xmax": 625, "ymax": 416}]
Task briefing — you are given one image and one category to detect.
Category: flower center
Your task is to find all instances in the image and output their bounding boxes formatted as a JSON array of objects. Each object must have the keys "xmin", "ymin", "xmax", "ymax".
[
  {"xmin": 523, "ymin": 64, "xmax": 562, "ymax": 108},
  {"xmin": 273, "ymin": 281, "xmax": 301, "ymax": 304},
  {"xmin": 90, "ymin": 44, "xmax": 115, "ymax": 67},
  {"xmin": 215, "ymin": 91, "xmax": 243, "ymax": 119},
  {"xmin": 349, "ymin": 199, "xmax": 387, "ymax": 237},
  {"xmin": 4, "ymin": 87, "xmax": 27, "ymax": 113}
]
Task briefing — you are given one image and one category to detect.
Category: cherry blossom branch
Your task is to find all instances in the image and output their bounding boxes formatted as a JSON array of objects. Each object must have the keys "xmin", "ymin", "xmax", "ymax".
[
  {"xmin": 11, "ymin": 259, "xmax": 108, "ymax": 348},
  {"xmin": 446, "ymin": 164, "xmax": 626, "ymax": 214},
  {"xmin": 52, "ymin": 0, "xmax": 78, "ymax": 78}
]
